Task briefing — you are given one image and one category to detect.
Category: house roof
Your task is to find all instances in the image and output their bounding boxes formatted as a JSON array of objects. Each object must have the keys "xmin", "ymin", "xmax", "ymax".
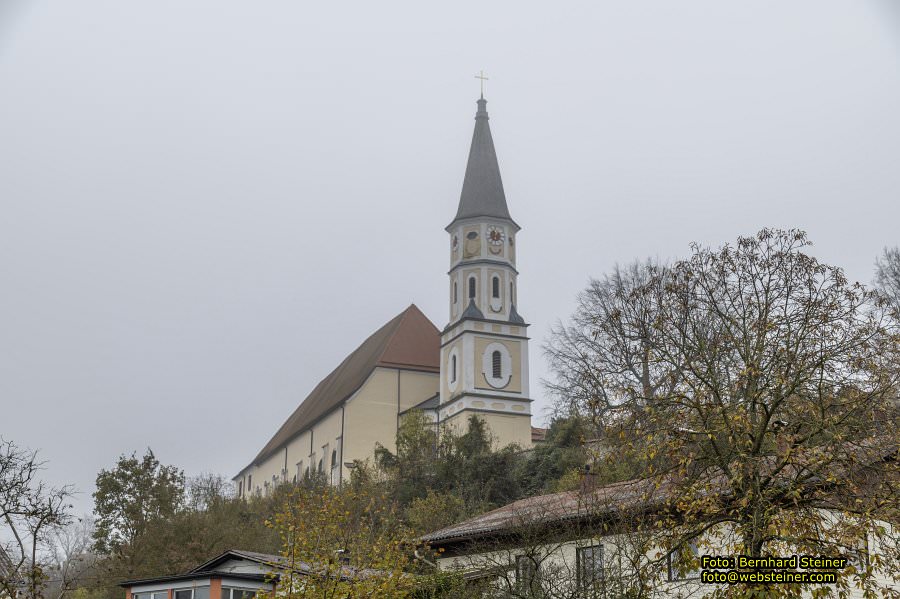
[
  {"xmin": 400, "ymin": 392, "xmax": 440, "ymax": 415},
  {"xmin": 421, "ymin": 439, "xmax": 900, "ymax": 548},
  {"xmin": 188, "ymin": 550, "xmax": 287, "ymax": 573},
  {"xmin": 448, "ymin": 97, "xmax": 516, "ymax": 230},
  {"xmin": 121, "ymin": 549, "xmax": 379, "ymax": 587},
  {"xmin": 420, "ymin": 477, "xmax": 665, "ymax": 546},
  {"xmin": 246, "ymin": 304, "xmax": 440, "ymax": 468}
]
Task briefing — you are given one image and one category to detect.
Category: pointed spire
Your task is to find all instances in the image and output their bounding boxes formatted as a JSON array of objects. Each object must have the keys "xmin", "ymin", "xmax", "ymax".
[
  {"xmin": 508, "ymin": 303, "xmax": 526, "ymax": 325},
  {"xmin": 448, "ymin": 98, "xmax": 516, "ymax": 229},
  {"xmin": 461, "ymin": 298, "xmax": 485, "ymax": 321}
]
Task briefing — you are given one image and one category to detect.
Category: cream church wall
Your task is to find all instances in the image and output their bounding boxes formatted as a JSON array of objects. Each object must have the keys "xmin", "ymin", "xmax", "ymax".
[
  {"xmin": 399, "ymin": 370, "xmax": 438, "ymax": 412},
  {"xmin": 443, "ymin": 411, "xmax": 531, "ymax": 449},
  {"xmin": 342, "ymin": 367, "xmax": 439, "ymax": 479}
]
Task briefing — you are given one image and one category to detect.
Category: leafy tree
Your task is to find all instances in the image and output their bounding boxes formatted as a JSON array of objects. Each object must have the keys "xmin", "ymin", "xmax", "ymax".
[
  {"xmin": 515, "ymin": 416, "xmax": 588, "ymax": 495},
  {"xmin": 266, "ymin": 478, "xmax": 418, "ymax": 598},
  {"xmin": 374, "ymin": 411, "xmax": 439, "ymax": 506},
  {"xmin": 376, "ymin": 413, "xmax": 523, "ymax": 515},
  {"xmin": 92, "ymin": 450, "xmax": 184, "ymax": 573},
  {"xmin": 547, "ymin": 229, "xmax": 900, "ymax": 597},
  {"xmin": 405, "ymin": 490, "xmax": 467, "ymax": 537}
]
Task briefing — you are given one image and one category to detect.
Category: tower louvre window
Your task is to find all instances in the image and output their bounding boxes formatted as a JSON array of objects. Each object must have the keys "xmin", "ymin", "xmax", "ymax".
[
  {"xmin": 492, "ymin": 350, "xmax": 502, "ymax": 379},
  {"xmin": 468, "ymin": 277, "xmax": 477, "ymax": 299},
  {"xmin": 492, "ymin": 276, "xmax": 500, "ymax": 298}
]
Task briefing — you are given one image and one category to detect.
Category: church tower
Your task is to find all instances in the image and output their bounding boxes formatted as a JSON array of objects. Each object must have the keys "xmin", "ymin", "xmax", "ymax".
[{"xmin": 438, "ymin": 97, "xmax": 533, "ymax": 447}]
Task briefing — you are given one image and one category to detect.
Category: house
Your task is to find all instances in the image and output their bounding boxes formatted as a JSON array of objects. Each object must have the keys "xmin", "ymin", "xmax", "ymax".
[
  {"xmin": 421, "ymin": 476, "xmax": 899, "ymax": 597},
  {"xmin": 121, "ymin": 550, "xmax": 281, "ymax": 599}
]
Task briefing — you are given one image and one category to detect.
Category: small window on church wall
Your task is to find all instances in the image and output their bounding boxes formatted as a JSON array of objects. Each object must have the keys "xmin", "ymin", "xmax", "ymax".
[
  {"xmin": 451, "ymin": 355, "xmax": 457, "ymax": 382},
  {"xmin": 492, "ymin": 350, "xmax": 502, "ymax": 379},
  {"xmin": 468, "ymin": 277, "xmax": 476, "ymax": 299},
  {"xmin": 492, "ymin": 276, "xmax": 500, "ymax": 298}
]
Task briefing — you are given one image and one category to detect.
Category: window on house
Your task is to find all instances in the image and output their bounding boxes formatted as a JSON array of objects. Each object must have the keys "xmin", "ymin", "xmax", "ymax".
[
  {"xmin": 667, "ymin": 540, "xmax": 701, "ymax": 581},
  {"xmin": 577, "ymin": 544, "xmax": 604, "ymax": 594},
  {"xmin": 468, "ymin": 277, "xmax": 476, "ymax": 299},
  {"xmin": 175, "ymin": 588, "xmax": 209, "ymax": 599},
  {"xmin": 847, "ymin": 532, "xmax": 870, "ymax": 572},
  {"xmin": 297, "ymin": 461, "xmax": 304, "ymax": 481},
  {"xmin": 222, "ymin": 588, "xmax": 258, "ymax": 599},
  {"xmin": 247, "ymin": 474, "xmax": 252, "ymax": 490},
  {"xmin": 451, "ymin": 355, "xmax": 457, "ymax": 383},
  {"xmin": 492, "ymin": 350, "xmax": 502, "ymax": 379},
  {"xmin": 318, "ymin": 458, "xmax": 324, "ymax": 473},
  {"xmin": 515, "ymin": 555, "xmax": 540, "ymax": 596},
  {"xmin": 492, "ymin": 276, "xmax": 500, "ymax": 298}
]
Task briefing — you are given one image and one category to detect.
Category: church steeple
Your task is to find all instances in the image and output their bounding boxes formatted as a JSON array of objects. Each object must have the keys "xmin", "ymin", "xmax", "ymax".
[
  {"xmin": 438, "ymin": 95, "xmax": 533, "ymax": 448},
  {"xmin": 448, "ymin": 97, "xmax": 516, "ymax": 229}
]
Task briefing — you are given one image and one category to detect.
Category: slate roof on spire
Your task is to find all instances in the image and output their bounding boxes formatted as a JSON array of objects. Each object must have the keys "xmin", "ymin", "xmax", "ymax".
[{"xmin": 448, "ymin": 98, "xmax": 517, "ymax": 229}]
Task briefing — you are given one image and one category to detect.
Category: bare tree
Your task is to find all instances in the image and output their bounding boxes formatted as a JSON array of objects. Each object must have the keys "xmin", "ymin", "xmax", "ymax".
[
  {"xmin": 546, "ymin": 230, "xmax": 900, "ymax": 598},
  {"xmin": 544, "ymin": 259, "xmax": 677, "ymax": 434},
  {"xmin": 44, "ymin": 517, "xmax": 97, "ymax": 599},
  {"xmin": 875, "ymin": 245, "xmax": 900, "ymax": 316},
  {"xmin": 0, "ymin": 439, "xmax": 74, "ymax": 599}
]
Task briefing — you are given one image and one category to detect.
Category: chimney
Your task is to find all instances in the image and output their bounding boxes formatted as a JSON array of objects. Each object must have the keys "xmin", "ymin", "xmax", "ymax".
[{"xmin": 580, "ymin": 464, "xmax": 597, "ymax": 493}]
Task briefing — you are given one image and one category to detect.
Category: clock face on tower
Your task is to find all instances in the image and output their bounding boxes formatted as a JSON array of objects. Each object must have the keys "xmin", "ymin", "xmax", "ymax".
[{"xmin": 487, "ymin": 226, "xmax": 505, "ymax": 255}]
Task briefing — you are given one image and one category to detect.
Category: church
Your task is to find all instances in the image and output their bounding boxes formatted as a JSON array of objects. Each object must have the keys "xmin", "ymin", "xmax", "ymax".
[{"xmin": 234, "ymin": 96, "xmax": 535, "ymax": 497}]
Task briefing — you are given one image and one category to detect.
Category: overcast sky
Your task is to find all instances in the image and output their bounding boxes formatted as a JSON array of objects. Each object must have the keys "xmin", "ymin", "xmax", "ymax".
[{"xmin": 1, "ymin": 0, "xmax": 899, "ymax": 516}]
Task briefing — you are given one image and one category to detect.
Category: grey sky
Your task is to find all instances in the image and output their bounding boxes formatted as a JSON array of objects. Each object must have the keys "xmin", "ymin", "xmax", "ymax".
[{"xmin": 1, "ymin": 0, "xmax": 898, "ymax": 516}]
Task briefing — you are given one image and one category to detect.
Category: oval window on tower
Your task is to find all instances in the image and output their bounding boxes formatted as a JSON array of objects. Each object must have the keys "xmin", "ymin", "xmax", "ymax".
[{"xmin": 482, "ymin": 343, "xmax": 512, "ymax": 389}]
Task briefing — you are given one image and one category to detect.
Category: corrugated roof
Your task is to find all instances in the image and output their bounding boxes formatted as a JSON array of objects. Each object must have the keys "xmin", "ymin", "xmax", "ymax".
[{"xmin": 248, "ymin": 305, "xmax": 440, "ymax": 466}]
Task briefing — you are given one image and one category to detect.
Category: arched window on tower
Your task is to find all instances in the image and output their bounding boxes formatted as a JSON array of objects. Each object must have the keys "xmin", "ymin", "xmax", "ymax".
[
  {"xmin": 453, "ymin": 281, "xmax": 458, "ymax": 304},
  {"xmin": 451, "ymin": 355, "xmax": 457, "ymax": 383},
  {"xmin": 492, "ymin": 350, "xmax": 502, "ymax": 379},
  {"xmin": 492, "ymin": 276, "xmax": 500, "ymax": 299},
  {"xmin": 468, "ymin": 277, "xmax": 477, "ymax": 299},
  {"xmin": 510, "ymin": 281, "xmax": 515, "ymax": 304}
]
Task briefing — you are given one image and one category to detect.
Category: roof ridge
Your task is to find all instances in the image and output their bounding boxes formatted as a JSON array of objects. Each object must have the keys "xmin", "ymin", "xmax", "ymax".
[
  {"xmin": 377, "ymin": 304, "xmax": 419, "ymax": 362},
  {"xmin": 241, "ymin": 305, "xmax": 440, "ymax": 470}
]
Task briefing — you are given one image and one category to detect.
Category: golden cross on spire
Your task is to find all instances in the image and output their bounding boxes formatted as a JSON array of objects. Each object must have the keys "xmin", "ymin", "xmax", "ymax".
[{"xmin": 475, "ymin": 70, "xmax": 489, "ymax": 98}]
